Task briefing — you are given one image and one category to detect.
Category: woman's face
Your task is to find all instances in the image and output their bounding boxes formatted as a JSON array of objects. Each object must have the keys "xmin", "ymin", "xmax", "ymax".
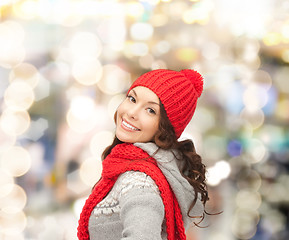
[{"xmin": 116, "ymin": 86, "xmax": 160, "ymax": 143}]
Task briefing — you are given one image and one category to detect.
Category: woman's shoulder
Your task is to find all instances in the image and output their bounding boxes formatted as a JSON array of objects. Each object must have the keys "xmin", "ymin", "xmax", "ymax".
[{"xmin": 115, "ymin": 171, "xmax": 160, "ymax": 197}]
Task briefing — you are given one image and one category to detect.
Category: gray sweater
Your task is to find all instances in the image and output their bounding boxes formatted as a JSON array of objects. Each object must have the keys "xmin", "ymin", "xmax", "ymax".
[{"xmin": 88, "ymin": 142, "xmax": 204, "ymax": 240}]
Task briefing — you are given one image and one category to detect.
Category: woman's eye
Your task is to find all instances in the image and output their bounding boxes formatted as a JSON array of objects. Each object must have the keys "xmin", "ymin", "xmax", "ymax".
[
  {"xmin": 128, "ymin": 95, "xmax": 136, "ymax": 103},
  {"xmin": 147, "ymin": 108, "xmax": 156, "ymax": 115}
]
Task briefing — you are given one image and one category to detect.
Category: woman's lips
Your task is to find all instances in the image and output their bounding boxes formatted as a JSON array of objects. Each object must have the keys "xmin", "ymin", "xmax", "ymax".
[{"xmin": 121, "ymin": 119, "xmax": 140, "ymax": 131}]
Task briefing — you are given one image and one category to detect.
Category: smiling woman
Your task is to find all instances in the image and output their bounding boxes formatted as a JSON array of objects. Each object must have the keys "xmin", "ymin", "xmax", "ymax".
[
  {"xmin": 77, "ymin": 69, "xmax": 208, "ymax": 240},
  {"xmin": 116, "ymin": 86, "xmax": 160, "ymax": 143}
]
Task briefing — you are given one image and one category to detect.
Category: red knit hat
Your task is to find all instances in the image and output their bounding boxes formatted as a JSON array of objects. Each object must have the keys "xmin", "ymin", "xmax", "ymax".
[{"xmin": 128, "ymin": 69, "xmax": 204, "ymax": 138}]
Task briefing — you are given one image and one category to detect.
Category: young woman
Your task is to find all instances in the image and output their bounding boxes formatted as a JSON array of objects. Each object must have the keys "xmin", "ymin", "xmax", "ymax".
[{"xmin": 77, "ymin": 69, "xmax": 209, "ymax": 240}]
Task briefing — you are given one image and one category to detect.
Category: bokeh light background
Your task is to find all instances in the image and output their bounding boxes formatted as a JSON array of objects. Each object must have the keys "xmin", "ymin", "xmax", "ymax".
[{"xmin": 0, "ymin": 0, "xmax": 289, "ymax": 239}]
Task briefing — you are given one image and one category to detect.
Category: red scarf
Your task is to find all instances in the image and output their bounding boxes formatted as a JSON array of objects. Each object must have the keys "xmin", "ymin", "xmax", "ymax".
[{"xmin": 77, "ymin": 143, "xmax": 186, "ymax": 240}]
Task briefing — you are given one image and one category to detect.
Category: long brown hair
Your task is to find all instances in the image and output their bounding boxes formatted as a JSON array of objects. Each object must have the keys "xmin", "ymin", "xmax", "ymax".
[{"xmin": 102, "ymin": 101, "xmax": 209, "ymax": 224}]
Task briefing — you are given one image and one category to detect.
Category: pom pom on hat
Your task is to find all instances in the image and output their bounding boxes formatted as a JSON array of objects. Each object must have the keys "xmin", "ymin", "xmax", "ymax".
[
  {"xmin": 180, "ymin": 69, "xmax": 203, "ymax": 97},
  {"xmin": 128, "ymin": 69, "xmax": 204, "ymax": 138}
]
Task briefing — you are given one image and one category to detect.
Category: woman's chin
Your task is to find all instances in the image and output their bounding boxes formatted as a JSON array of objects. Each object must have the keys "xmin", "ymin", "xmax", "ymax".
[{"xmin": 115, "ymin": 132, "xmax": 135, "ymax": 143}]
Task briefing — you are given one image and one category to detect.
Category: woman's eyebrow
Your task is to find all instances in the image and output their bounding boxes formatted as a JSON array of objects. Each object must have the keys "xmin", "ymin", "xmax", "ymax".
[
  {"xmin": 148, "ymin": 101, "xmax": 160, "ymax": 106},
  {"xmin": 132, "ymin": 89, "xmax": 137, "ymax": 96},
  {"xmin": 132, "ymin": 89, "xmax": 160, "ymax": 106}
]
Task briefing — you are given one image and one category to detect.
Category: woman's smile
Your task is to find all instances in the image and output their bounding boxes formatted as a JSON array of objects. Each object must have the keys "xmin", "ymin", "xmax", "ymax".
[{"xmin": 121, "ymin": 119, "xmax": 140, "ymax": 132}]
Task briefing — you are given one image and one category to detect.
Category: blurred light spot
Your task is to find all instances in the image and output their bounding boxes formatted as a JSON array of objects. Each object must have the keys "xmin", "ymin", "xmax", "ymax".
[
  {"xmin": 0, "ymin": 233, "xmax": 25, "ymax": 240},
  {"xmin": 51, "ymin": 1, "xmax": 83, "ymax": 27},
  {"xmin": 236, "ymin": 169, "xmax": 262, "ymax": 191},
  {"xmin": 260, "ymin": 209, "xmax": 286, "ymax": 234},
  {"xmin": 141, "ymin": 0, "xmax": 160, "ymax": 5},
  {"xmin": 227, "ymin": 139, "xmax": 242, "ymax": 157},
  {"xmin": 79, "ymin": 157, "xmax": 102, "ymax": 187},
  {"xmin": 97, "ymin": 18, "xmax": 126, "ymax": 51},
  {"xmin": 0, "ymin": 21, "xmax": 25, "ymax": 68},
  {"xmin": 281, "ymin": 49, "xmax": 289, "ymax": 63},
  {"xmin": 182, "ymin": 6, "xmax": 210, "ymax": 24},
  {"xmin": 282, "ymin": 22, "xmax": 289, "ymax": 39},
  {"xmin": 25, "ymin": 118, "xmax": 48, "ymax": 141},
  {"xmin": 165, "ymin": 1, "xmax": 187, "ymax": 18},
  {"xmin": 243, "ymin": 84, "xmax": 268, "ymax": 112},
  {"xmin": 264, "ymin": 179, "xmax": 289, "ymax": 203},
  {"xmin": 73, "ymin": 197, "xmax": 87, "ymax": 218},
  {"xmin": 251, "ymin": 70, "xmax": 272, "ymax": 90},
  {"xmin": 0, "ymin": 0, "xmax": 15, "ymax": 7},
  {"xmin": 90, "ymin": 131, "xmax": 114, "ymax": 158},
  {"xmin": 0, "ymin": 169, "xmax": 14, "ymax": 198},
  {"xmin": 202, "ymin": 41, "xmax": 220, "ymax": 60},
  {"xmin": 241, "ymin": 39, "xmax": 260, "ymax": 62},
  {"xmin": 276, "ymin": 98, "xmax": 289, "ymax": 120},
  {"xmin": 246, "ymin": 138, "xmax": 267, "ymax": 164},
  {"xmin": 69, "ymin": 32, "xmax": 102, "ymax": 61},
  {"xmin": 150, "ymin": 14, "xmax": 168, "ymax": 27},
  {"xmin": 240, "ymin": 108, "xmax": 264, "ymax": 129},
  {"xmin": 262, "ymin": 87, "xmax": 277, "ymax": 116},
  {"xmin": 189, "ymin": 107, "xmax": 215, "ymax": 133},
  {"xmin": 139, "ymin": 54, "xmax": 154, "ymax": 69},
  {"xmin": 125, "ymin": 2, "xmax": 144, "ymax": 18},
  {"xmin": 153, "ymin": 41, "xmax": 171, "ymax": 56},
  {"xmin": 130, "ymin": 22, "xmax": 153, "ymax": 41},
  {"xmin": 9, "ymin": 63, "xmax": 39, "ymax": 88},
  {"xmin": 72, "ymin": 58, "xmax": 103, "ymax": 86},
  {"xmin": 0, "ymin": 45, "xmax": 26, "ymax": 69},
  {"xmin": 255, "ymin": 124, "xmax": 285, "ymax": 152},
  {"xmin": 207, "ymin": 160, "xmax": 231, "ymax": 186},
  {"xmin": 0, "ymin": 128, "xmax": 16, "ymax": 154},
  {"xmin": 129, "ymin": 42, "xmax": 149, "ymax": 56},
  {"xmin": 0, "ymin": 21, "xmax": 25, "ymax": 48},
  {"xmin": 108, "ymin": 94, "xmax": 126, "ymax": 120},
  {"xmin": 39, "ymin": 61, "xmax": 70, "ymax": 86},
  {"xmin": 0, "ymin": 210, "xmax": 27, "ymax": 235},
  {"xmin": 224, "ymin": 81, "xmax": 245, "ymax": 115},
  {"xmin": 0, "ymin": 184, "xmax": 27, "ymax": 214},
  {"xmin": 66, "ymin": 96, "xmax": 98, "ymax": 133},
  {"xmin": 0, "ymin": 146, "xmax": 31, "ymax": 177},
  {"xmin": 239, "ymin": 122, "xmax": 254, "ymax": 139},
  {"xmin": 231, "ymin": 209, "xmax": 259, "ymax": 239},
  {"xmin": 263, "ymin": 32, "xmax": 282, "ymax": 46},
  {"xmin": 274, "ymin": 66, "xmax": 289, "ymax": 94},
  {"xmin": 0, "ymin": 109, "xmax": 30, "ymax": 136},
  {"xmin": 33, "ymin": 75, "xmax": 50, "ymax": 101},
  {"xmin": 175, "ymin": 48, "xmax": 199, "ymax": 62},
  {"xmin": 97, "ymin": 65, "xmax": 131, "ymax": 95},
  {"xmin": 67, "ymin": 169, "xmax": 89, "ymax": 195},
  {"xmin": 203, "ymin": 135, "xmax": 227, "ymax": 161},
  {"xmin": 13, "ymin": 0, "xmax": 38, "ymax": 19},
  {"xmin": 70, "ymin": 96, "xmax": 95, "ymax": 121},
  {"xmin": 151, "ymin": 60, "xmax": 167, "ymax": 69},
  {"xmin": 236, "ymin": 190, "xmax": 262, "ymax": 210},
  {"xmin": 4, "ymin": 81, "xmax": 35, "ymax": 110},
  {"xmin": 279, "ymin": 175, "xmax": 289, "ymax": 199}
]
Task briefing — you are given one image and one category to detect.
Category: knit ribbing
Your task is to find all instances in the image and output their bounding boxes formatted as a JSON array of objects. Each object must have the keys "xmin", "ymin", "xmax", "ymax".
[{"xmin": 77, "ymin": 143, "xmax": 186, "ymax": 240}]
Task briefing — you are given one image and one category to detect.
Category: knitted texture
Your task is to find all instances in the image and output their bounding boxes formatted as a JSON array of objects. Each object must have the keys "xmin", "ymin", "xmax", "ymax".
[
  {"xmin": 77, "ymin": 143, "xmax": 186, "ymax": 240},
  {"xmin": 128, "ymin": 69, "xmax": 204, "ymax": 137}
]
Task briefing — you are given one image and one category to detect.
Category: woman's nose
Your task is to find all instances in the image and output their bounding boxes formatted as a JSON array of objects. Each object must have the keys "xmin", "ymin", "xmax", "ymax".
[{"xmin": 127, "ymin": 105, "xmax": 139, "ymax": 119}]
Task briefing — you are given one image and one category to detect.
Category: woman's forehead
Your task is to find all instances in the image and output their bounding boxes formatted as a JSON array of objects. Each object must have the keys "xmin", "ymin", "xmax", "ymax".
[{"xmin": 130, "ymin": 86, "xmax": 159, "ymax": 103}]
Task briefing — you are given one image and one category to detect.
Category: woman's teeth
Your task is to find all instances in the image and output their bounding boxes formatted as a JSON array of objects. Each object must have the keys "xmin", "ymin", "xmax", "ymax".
[{"xmin": 122, "ymin": 120, "xmax": 139, "ymax": 131}]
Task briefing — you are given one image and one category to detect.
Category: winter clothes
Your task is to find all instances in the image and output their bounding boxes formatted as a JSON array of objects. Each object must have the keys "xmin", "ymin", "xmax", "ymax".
[{"xmin": 77, "ymin": 142, "xmax": 204, "ymax": 240}]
